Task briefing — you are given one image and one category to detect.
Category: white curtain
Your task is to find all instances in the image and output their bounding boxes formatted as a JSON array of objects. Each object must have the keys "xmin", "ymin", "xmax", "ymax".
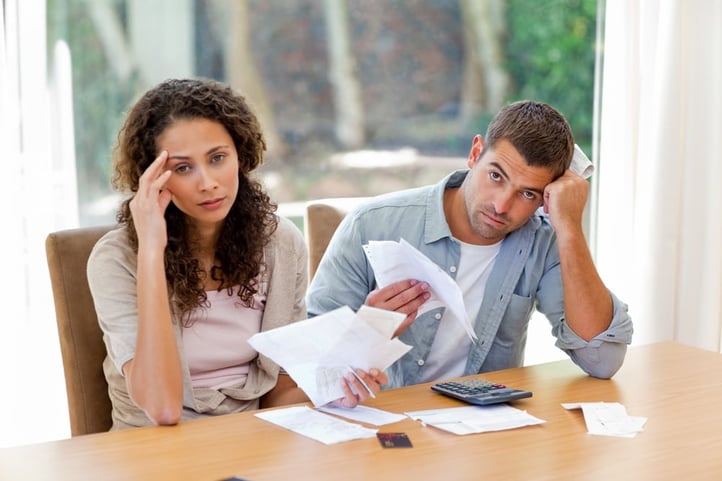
[
  {"xmin": 1, "ymin": 0, "xmax": 77, "ymax": 446},
  {"xmin": 595, "ymin": 0, "xmax": 722, "ymax": 351},
  {"xmin": 0, "ymin": 0, "xmax": 27, "ymax": 445}
]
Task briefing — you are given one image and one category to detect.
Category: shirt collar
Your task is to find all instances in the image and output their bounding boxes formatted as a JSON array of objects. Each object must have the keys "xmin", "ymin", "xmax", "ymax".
[{"xmin": 423, "ymin": 169, "xmax": 468, "ymax": 244}]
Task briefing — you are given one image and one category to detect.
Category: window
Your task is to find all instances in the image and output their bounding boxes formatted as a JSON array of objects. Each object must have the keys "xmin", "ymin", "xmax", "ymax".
[{"xmin": 47, "ymin": 0, "xmax": 599, "ymax": 228}]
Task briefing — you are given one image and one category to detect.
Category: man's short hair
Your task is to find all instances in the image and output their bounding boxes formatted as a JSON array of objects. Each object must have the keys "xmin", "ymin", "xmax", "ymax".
[{"xmin": 482, "ymin": 100, "xmax": 574, "ymax": 179}]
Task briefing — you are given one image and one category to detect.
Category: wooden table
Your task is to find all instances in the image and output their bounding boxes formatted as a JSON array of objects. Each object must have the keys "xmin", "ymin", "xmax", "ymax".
[{"xmin": 2, "ymin": 341, "xmax": 721, "ymax": 481}]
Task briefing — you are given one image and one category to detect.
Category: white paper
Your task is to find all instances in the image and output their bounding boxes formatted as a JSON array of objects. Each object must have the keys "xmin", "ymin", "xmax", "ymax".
[
  {"xmin": 318, "ymin": 404, "xmax": 408, "ymax": 426},
  {"xmin": 405, "ymin": 405, "xmax": 546, "ymax": 435},
  {"xmin": 363, "ymin": 238, "xmax": 477, "ymax": 341},
  {"xmin": 571, "ymin": 144, "xmax": 594, "ymax": 179},
  {"xmin": 356, "ymin": 304, "xmax": 406, "ymax": 339},
  {"xmin": 562, "ymin": 402, "xmax": 647, "ymax": 438},
  {"xmin": 248, "ymin": 306, "xmax": 412, "ymax": 406},
  {"xmin": 255, "ymin": 406, "xmax": 378, "ymax": 444}
]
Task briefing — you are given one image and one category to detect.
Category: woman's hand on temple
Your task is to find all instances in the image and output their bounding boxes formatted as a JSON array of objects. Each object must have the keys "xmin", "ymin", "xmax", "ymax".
[{"xmin": 129, "ymin": 150, "xmax": 173, "ymax": 250}]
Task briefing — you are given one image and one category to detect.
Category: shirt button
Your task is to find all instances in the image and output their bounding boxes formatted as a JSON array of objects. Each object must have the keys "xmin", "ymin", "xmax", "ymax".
[
  {"xmin": 434, "ymin": 313, "xmax": 442, "ymax": 320},
  {"xmin": 417, "ymin": 359, "xmax": 425, "ymax": 366},
  {"xmin": 449, "ymin": 266, "xmax": 457, "ymax": 273}
]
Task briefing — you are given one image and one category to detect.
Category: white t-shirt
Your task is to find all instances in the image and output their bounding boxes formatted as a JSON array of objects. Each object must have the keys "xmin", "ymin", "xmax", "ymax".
[{"xmin": 420, "ymin": 239, "xmax": 502, "ymax": 383}]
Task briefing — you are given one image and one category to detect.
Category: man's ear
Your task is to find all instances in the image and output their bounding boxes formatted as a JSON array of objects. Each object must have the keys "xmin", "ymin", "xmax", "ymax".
[{"xmin": 468, "ymin": 134, "xmax": 484, "ymax": 168}]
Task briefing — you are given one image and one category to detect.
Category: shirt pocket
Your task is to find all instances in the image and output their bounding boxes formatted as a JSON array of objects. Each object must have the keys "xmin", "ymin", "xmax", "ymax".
[{"xmin": 495, "ymin": 293, "xmax": 535, "ymax": 349}]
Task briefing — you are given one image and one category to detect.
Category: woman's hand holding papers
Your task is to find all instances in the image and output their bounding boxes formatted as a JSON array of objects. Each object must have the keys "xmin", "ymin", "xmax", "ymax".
[
  {"xmin": 365, "ymin": 279, "xmax": 430, "ymax": 337},
  {"xmin": 334, "ymin": 368, "xmax": 388, "ymax": 408}
]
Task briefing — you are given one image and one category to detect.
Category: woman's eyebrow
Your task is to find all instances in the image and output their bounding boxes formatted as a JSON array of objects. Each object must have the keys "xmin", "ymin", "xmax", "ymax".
[
  {"xmin": 166, "ymin": 144, "xmax": 231, "ymax": 161},
  {"xmin": 206, "ymin": 144, "xmax": 231, "ymax": 155}
]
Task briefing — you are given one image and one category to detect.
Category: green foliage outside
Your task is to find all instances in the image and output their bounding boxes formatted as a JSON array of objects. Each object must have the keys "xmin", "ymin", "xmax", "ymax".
[{"xmin": 506, "ymin": 0, "xmax": 598, "ymax": 155}]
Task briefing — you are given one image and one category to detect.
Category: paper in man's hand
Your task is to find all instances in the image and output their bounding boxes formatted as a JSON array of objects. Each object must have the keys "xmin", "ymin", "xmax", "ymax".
[
  {"xmin": 248, "ymin": 305, "xmax": 412, "ymax": 407},
  {"xmin": 571, "ymin": 144, "xmax": 594, "ymax": 179},
  {"xmin": 363, "ymin": 239, "xmax": 477, "ymax": 341}
]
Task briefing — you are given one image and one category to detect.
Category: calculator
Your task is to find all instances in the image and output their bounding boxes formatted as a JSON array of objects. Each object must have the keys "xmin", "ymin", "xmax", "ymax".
[{"xmin": 430, "ymin": 378, "xmax": 533, "ymax": 406}]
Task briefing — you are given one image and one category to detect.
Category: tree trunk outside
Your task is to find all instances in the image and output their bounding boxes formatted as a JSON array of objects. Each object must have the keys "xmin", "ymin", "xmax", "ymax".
[
  {"xmin": 87, "ymin": 0, "xmax": 135, "ymax": 86},
  {"xmin": 223, "ymin": 1, "xmax": 286, "ymax": 158},
  {"xmin": 323, "ymin": 0, "xmax": 365, "ymax": 149},
  {"xmin": 128, "ymin": 0, "xmax": 194, "ymax": 88},
  {"xmin": 459, "ymin": 0, "xmax": 510, "ymax": 124}
]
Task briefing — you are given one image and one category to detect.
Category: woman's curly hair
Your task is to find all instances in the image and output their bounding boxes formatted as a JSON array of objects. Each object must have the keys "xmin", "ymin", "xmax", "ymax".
[{"xmin": 112, "ymin": 78, "xmax": 278, "ymax": 325}]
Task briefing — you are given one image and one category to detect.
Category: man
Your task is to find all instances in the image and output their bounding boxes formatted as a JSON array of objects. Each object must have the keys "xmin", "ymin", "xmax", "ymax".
[{"xmin": 306, "ymin": 100, "xmax": 633, "ymax": 389}]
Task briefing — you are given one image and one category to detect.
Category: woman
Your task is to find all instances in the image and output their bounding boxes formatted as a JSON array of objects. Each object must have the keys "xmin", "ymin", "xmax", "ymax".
[{"xmin": 88, "ymin": 78, "xmax": 386, "ymax": 429}]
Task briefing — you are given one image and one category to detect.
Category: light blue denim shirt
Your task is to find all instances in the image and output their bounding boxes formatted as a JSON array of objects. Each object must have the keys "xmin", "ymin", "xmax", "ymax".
[{"xmin": 307, "ymin": 170, "xmax": 633, "ymax": 389}]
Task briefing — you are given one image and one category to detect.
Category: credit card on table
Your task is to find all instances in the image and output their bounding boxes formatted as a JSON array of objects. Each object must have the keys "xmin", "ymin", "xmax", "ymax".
[{"xmin": 377, "ymin": 432, "xmax": 413, "ymax": 448}]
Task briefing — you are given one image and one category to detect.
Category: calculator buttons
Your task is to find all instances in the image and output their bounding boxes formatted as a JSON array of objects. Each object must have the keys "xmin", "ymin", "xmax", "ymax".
[{"xmin": 430, "ymin": 378, "xmax": 532, "ymax": 405}]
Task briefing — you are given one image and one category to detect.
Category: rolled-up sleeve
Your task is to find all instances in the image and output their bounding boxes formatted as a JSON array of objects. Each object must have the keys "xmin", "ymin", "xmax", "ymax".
[{"xmin": 553, "ymin": 291, "xmax": 633, "ymax": 378}]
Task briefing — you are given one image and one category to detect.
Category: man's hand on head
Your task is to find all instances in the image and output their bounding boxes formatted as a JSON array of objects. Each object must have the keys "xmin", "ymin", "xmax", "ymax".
[{"xmin": 543, "ymin": 169, "xmax": 589, "ymax": 234}]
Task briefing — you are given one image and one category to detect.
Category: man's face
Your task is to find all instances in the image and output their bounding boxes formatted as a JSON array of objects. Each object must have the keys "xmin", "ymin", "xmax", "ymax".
[{"xmin": 462, "ymin": 137, "xmax": 555, "ymax": 245}]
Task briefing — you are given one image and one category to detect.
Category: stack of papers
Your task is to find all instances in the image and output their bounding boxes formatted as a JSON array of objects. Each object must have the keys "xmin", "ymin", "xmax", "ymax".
[
  {"xmin": 318, "ymin": 404, "xmax": 407, "ymax": 426},
  {"xmin": 363, "ymin": 239, "xmax": 477, "ymax": 341},
  {"xmin": 405, "ymin": 405, "xmax": 546, "ymax": 435},
  {"xmin": 248, "ymin": 305, "xmax": 412, "ymax": 406},
  {"xmin": 255, "ymin": 406, "xmax": 378, "ymax": 445}
]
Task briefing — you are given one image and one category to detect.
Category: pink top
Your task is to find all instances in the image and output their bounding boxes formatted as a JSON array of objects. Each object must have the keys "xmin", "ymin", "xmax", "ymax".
[{"xmin": 182, "ymin": 287, "xmax": 265, "ymax": 390}]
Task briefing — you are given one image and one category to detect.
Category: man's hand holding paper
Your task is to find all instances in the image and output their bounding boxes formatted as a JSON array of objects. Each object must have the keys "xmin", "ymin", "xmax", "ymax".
[
  {"xmin": 248, "ymin": 305, "xmax": 412, "ymax": 407},
  {"xmin": 364, "ymin": 279, "xmax": 431, "ymax": 337},
  {"xmin": 363, "ymin": 239, "xmax": 478, "ymax": 341}
]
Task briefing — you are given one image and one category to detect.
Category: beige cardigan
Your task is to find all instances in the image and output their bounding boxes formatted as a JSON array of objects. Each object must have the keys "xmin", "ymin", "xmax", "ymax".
[{"xmin": 87, "ymin": 216, "xmax": 308, "ymax": 430}]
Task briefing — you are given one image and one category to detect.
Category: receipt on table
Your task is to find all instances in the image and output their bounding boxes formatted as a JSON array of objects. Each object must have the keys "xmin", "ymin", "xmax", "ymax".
[
  {"xmin": 255, "ymin": 406, "xmax": 378, "ymax": 444},
  {"xmin": 562, "ymin": 402, "xmax": 647, "ymax": 438},
  {"xmin": 405, "ymin": 405, "xmax": 545, "ymax": 435}
]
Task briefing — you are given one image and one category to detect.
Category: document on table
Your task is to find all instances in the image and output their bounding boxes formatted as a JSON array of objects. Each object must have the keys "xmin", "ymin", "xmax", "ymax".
[
  {"xmin": 562, "ymin": 402, "xmax": 647, "ymax": 438},
  {"xmin": 255, "ymin": 406, "xmax": 378, "ymax": 445},
  {"xmin": 405, "ymin": 405, "xmax": 546, "ymax": 435},
  {"xmin": 363, "ymin": 238, "xmax": 477, "ymax": 341},
  {"xmin": 248, "ymin": 305, "xmax": 412, "ymax": 407},
  {"xmin": 318, "ymin": 404, "xmax": 407, "ymax": 426}
]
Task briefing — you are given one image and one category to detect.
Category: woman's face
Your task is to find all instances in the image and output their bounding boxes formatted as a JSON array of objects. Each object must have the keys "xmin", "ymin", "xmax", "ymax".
[{"xmin": 156, "ymin": 118, "xmax": 239, "ymax": 230}]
